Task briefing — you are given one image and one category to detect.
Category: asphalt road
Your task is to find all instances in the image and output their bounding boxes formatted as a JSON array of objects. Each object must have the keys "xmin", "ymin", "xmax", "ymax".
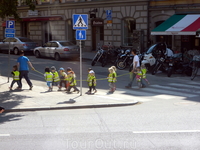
[
  {"xmin": 0, "ymin": 106, "xmax": 200, "ymax": 150},
  {"xmin": 1, "ymin": 53, "xmax": 200, "ymax": 149}
]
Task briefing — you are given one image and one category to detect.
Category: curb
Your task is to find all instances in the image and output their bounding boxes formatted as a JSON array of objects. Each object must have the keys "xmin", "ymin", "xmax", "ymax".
[{"xmin": 4, "ymin": 101, "xmax": 138, "ymax": 113}]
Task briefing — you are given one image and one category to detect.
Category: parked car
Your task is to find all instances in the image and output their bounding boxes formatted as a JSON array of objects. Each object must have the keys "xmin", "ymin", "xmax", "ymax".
[
  {"xmin": 33, "ymin": 41, "xmax": 80, "ymax": 61},
  {"xmin": 0, "ymin": 37, "xmax": 38, "ymax": 55}
]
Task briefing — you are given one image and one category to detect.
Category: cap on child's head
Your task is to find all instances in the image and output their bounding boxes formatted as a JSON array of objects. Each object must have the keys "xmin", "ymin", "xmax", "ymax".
[
  {"xmin": 51, "ymin": 66, "xmax": 56, "ymax": 70},
  {"xmin": 67, "ymin": 67, "xmax": 72, "ymax": 71},
  {"xmin": 59, "ymin": 67, "xmax": 64, "ymax": 71},
  {"xmin": 89, "ymin": 70, "xmax": 94, "ymax": 74}
]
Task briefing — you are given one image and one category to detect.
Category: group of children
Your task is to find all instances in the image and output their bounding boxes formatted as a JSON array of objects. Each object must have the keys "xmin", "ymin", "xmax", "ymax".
[
  {"xmin": 44, "ymin": 66, "xmax": 80, "ymax": 93},
  {"xmin": 135, "ymin": 64, "xmax": 150, "ymax": 88},
  {"xmin": 9, "ymin": 64, "xmax": 149, "ymax": 93}
]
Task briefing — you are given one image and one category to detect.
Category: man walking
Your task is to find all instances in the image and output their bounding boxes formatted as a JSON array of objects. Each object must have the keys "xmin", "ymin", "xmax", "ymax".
[
  {"xmin": 125, "ymin": 49, "xmax": 145, "ymax": 88},
  {"xmin": 17, "ymin": 50, "xmax": 35, "ymax": 90}
]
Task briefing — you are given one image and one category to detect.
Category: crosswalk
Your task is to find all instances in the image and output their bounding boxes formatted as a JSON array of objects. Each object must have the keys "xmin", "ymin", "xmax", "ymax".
[{"xmin": 124, "ymin": 82, "xmax": 200, "ymax": 98}]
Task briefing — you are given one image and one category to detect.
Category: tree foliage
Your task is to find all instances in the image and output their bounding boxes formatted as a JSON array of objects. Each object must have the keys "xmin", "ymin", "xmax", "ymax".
[{"xmin": 0, "ymin": 0, "xmax": 36, "ymax": 20}]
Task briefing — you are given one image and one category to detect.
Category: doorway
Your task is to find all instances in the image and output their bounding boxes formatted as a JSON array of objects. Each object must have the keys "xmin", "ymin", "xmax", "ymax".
[
  {"xmin": 91, "ymin": 19, "xmax": 104, "ymax": 51},
  {"xmin": 42, "ymin": 22, "xmax": 52, "ymax": 44}
]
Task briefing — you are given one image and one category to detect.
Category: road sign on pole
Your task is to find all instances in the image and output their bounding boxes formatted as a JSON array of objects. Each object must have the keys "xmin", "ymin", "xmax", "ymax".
[
  {"xmin": 6, "ymin": 20, "xmax": 15, "ymax": 28},
  {"xmin": 72, "ymin": 14, "xmax": 88, "ymax": 96},
  {"xmin": 73, "ymin": 14, "xmax": 88, "ymax": 30},
  {"xmin": 5, "ymin": 20, "xmax": 15, "ymax": 38},
  {"xmin": 76, "ymin": 30, "xmax": 86, "ymax": 40}
]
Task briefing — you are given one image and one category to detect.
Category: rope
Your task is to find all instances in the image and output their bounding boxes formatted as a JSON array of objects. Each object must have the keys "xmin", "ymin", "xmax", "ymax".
[{"xmin": 33, "ymin": 70, "xmax": 130, "ymax": 82}]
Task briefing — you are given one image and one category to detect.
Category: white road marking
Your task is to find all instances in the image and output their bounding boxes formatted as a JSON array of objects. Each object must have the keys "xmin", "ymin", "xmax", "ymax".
[
  {"xmin": 133, "ymin": 130, "xmax": 200, "ymax": 134},
  {"xmin": 0, "ymin": 134, "xmax": 10, "ymax": 136},
  {"xmin": 169, "ymin": 83, "xmax": 200, "ymax": 89},
  {"xmin": 140, "ymin": 86, "xmax": 197, "ymax": 97},
  {"xmin": 151, "ymin": 84, "xmax": 200, "ymax": 94}
]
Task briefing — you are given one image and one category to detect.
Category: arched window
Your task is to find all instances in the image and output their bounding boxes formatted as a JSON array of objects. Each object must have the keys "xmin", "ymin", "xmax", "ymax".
[{"xmin": 122, "ymin": 18, "xmax": 136, "ymax": 46}]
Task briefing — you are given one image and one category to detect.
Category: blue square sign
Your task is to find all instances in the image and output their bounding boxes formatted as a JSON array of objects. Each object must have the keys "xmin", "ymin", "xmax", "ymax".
[
  {"xmin": 76, "ymin": 30, "xmax": 86, "ymax": 40},
  {"xmin": 73, "ymin": 14, "xmax": 88, "ymax": 30},
  {"xmin": 6, "ymin": 20, "xmax": 15, "ymax": 28}
]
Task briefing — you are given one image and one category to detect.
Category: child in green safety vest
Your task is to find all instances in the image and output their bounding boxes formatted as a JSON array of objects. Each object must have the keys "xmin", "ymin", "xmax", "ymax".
[
  {"xmin": 134, "ymin": 67, "xmax": 143, "ymax": 88},
  {"xmin": 66, "ymin": 70, "xmax": 79, "ymax": 94},
  {"xmin": 58, "ymin": 67, "xmax": 68, "ymax": 91},
  {"xmin": 107, "ymin": 67, "xmax": 117, "ymax": 93},
  {"xmin": 141, "ymin": 64, "xmax": 150, "ymax": 85},
  {"xmin": 111, "ymin": 66, "xmax": 117, "ymax": 91},
  {"xmin": 51, "ymin": 66, "xmax": 60, "ymax": 91},
  {"xmin": 9, "ymin": 65, "xmax": 21, "ymax": 90},
  {"xmin": 86, "ymin": 68, "xmax": 97, "ymax": 94},
  {"xmin": 44, "ymin": 67, "xmax": 53, "ymax": 92}
]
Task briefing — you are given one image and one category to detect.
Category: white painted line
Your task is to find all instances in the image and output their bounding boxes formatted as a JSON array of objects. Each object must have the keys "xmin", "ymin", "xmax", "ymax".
[
  {"xmin": 0, "ymin": 134, "xmax": 10, "ymax": 136},
  {"xmin": 140, "ymin": 86, "xmax": 197, "ymax": 97},
  {"xmin": 133, "ymin": 130, "xmax": 200, "ymax": 134},
  {"xmin": 151, "ymin": 84, "xmax": 200, "ymax": 94},
  {"xmin": 169, "ymin": 83, "xmax": 200, "ymax": 90}
]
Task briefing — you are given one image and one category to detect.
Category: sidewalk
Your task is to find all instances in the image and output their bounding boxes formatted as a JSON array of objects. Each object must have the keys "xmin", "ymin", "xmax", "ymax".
[{"xmin": 0, "ymin": 75, "xmax": 138, "ymax": 112}]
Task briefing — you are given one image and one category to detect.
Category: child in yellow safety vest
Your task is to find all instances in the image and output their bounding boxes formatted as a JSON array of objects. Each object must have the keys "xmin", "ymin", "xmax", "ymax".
[
  {"xmin": 50, "ymin": 66, "xmax": 60, "ymax": 91},
  {"xmin": 134, "ymin": 67, "xmax": 143, "ymax": 88},
  {"xmin": 58, "ymin": 67, "xmax": 68, "ymax": 91},
  {"xmin": 44, "ymin": 67, "xmax": 53, "ymax": 92},
  {"xmin": 9, "ymin": 65, "xmax": 21, "ymax": 90},
  {"xmin": 141, "ymin": 64, "xmax": 150, "ymax": 84},
  {"xmin": 107, "ymin": 67, "xmax": 117, "ymax": 93},
  {"xmin": 66, "ymin": 70, "xmax": 80, "ymax": 94},
  {"xmin": 111, "ymin": 66, "xmax": 117, "ymax": 91},
  {"xmin": 86, "ymin": 68, "xmax": 97, "ymax": 94}
]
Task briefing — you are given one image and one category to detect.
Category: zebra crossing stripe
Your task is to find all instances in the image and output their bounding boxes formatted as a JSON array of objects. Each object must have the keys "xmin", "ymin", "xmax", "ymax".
[
  {"xmin": 139, "ymin": 86, "xmax": 197, "ymax": 97},
  {"xmin": 150, "ymin": 84, "xmax": 200, "ymax": 94},
  {"xmin": 168, "ymin": 83, "xmax": 200, "ymax": 90}
]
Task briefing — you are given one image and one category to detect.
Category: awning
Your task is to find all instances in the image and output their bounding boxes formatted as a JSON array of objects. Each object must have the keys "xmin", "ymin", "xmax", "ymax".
[{"xmin": 151, "ymin": 14, "xmax": 200, "ymax": 35}]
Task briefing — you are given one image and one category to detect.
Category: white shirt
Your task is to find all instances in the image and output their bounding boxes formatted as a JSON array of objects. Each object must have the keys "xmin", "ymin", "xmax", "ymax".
[{"xmin": 133, "ymin": 55, "xmax": 140, "ymax": 69}]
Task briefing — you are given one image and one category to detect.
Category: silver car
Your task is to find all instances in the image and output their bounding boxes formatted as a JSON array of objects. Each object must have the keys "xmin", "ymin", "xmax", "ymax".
[
  {"xmin": 0, "ymin": 37, "xmax": 38, "ymax": 55},
  {"xmin": 33, "ymin": 41, "xmax": 80, "ymax": 61}
]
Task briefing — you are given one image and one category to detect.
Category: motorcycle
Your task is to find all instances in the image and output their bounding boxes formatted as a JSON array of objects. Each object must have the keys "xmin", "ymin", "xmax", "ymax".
[
  {"xmin": 116, "ymin": 49, "xmax": 133, "ymax": 70},
  {"xmin": 91, "ymin": 44, "xmax": 106, "ymax": 66},
  {"xmin": 167, "ymin": 53, "xmax": 192, "ymax": 77}
]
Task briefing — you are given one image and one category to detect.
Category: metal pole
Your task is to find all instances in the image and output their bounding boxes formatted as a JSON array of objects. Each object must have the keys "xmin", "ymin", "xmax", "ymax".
[
  {"xmin": 7, "ymin": 41, "xmax": 10, "ymax": 83},
  {"xmin": 79, "ymin": 40, "xmax": 82, "ymax": 96}
]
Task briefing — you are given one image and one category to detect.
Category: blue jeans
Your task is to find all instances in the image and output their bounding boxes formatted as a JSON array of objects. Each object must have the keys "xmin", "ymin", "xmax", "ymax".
[
  {"xmin": 128, "ymin": 72, "xmax": 145, "ymax": 87},
  {"xmin": 19, "ymin": 70, "xmax": 32, "ymax": 88},
  {"xmin": 10, "ymin": 80, "xmax": 21, "ymax": 88}
]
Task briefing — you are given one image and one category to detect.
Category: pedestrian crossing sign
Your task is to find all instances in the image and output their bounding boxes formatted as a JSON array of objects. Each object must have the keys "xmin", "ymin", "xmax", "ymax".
[
  {"xmin": 76, "ymin": 30, "xmax": 86, "ymax": 40},
  {"xmin": 73, "ymin": 14, "xmax": 88, "ymax": 30}
]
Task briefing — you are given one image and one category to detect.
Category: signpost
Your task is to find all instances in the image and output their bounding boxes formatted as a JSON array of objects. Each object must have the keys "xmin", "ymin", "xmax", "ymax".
[
  {"xmin": 5, "ymin": 20, "xmax": 15, "ymax": 83},
  {"xmin": 73, "ymin": 14, "xmax": 88, "ymax": 96}
]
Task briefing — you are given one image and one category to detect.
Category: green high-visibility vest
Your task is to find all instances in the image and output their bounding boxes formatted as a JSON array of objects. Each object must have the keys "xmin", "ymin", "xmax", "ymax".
[
  {"xmin": 52, "ymin": 71, "xmax": 60, "ymax": 82},
  {"xmin": 13, "ymin": 71, "xmax": 20, "ymax": 80},
  {"xmin": 45, "ymin": 72, "xmax": 53, "ymax": 82}
]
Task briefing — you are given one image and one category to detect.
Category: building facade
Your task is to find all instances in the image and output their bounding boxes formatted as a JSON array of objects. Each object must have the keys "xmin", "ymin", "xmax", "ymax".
[{"xmin": 0, "ymin": 0, "xmax": 149, "ymax": 52}]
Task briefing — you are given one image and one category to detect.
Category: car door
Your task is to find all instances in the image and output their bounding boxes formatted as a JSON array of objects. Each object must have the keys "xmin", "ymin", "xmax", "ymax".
[
  {"xmin": 1, "ymin": 38, "xmax": 10, "ymax": 50},
  {"xmin": 44, "ymin": 42, "xmax": 52, "ymax": 57},
  {"xmin": 40, "ymin": 42, "xmax": 50, "ymax": 57},
  {"xmin": 49, "ymin": 42, "xmax": 59, "ymax": 58}
]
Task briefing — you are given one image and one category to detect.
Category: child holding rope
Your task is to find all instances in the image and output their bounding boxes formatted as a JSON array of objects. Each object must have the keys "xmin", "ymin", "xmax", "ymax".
[
  {"xmin": 107, "ymin": 67, "xmax": 117, "ymax": 93},
  {"xmin": 86, "ymin": 68, "xmax": 97, "ymax": 94}
]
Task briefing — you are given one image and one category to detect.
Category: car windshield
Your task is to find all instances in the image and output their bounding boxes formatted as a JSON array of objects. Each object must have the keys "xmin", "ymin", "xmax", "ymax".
[
  {"xmin": 18, "ymin": 37, "xmax": 33, "ymax": 42},
  {"xmin": 146, "ymin": 44, "xmax": 157, "ymax": 54},
  {"xmin": 59, "ymin": 41, "xmax": 74, "ymax": 46}
]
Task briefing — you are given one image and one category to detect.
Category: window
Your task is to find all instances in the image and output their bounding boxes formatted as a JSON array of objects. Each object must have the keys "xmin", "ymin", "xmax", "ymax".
[
  {"xmin": 51, "ymin": 42, "xmax": 59, "ymax": 47},
  {"xmin": 122, "ymin": 18, "xmax": 136, "ymax": 46}
]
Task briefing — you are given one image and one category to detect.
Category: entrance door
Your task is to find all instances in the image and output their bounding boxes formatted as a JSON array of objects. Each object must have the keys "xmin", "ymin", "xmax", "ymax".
[
  {"xmin": 43, "ymin": 22, "xmax": 52, "ymax": 44},
  {"xmin": 91, "ymin": 19, "xmax": 104, "ymax": 51}
]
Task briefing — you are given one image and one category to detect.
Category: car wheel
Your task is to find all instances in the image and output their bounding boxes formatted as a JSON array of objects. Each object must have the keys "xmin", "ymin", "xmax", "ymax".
[
  {"xmin": 13, "ymin": 48, "xmax": 19, "ymax": 55},
  {"xmin": 35, "ymin": 50, "xmax": 41, "ymax": 58},
  {"xmin": 54, "ymin": 53, "xmax": 61, "ymax": 61}
]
